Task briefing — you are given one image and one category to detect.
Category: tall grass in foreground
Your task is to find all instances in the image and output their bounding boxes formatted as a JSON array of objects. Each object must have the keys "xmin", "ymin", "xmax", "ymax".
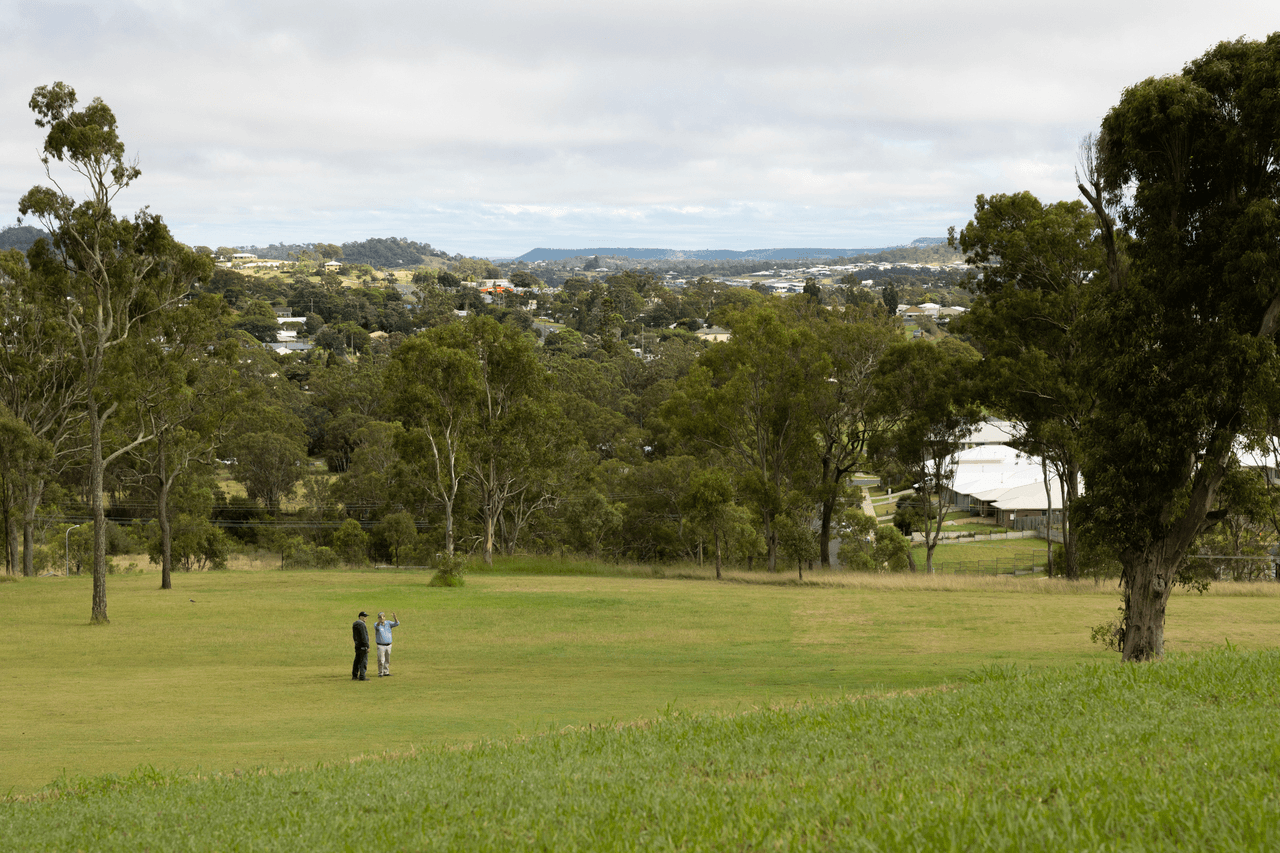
[{"xmin": 2, "ymin": 647, "xmax": 1276, "ymax": 851}]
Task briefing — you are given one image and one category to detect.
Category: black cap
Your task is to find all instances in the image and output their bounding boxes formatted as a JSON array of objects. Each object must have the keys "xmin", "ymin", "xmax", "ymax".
[{"xmin": 358, "ymin": 611, "xmax": 368, "ymax": 617}]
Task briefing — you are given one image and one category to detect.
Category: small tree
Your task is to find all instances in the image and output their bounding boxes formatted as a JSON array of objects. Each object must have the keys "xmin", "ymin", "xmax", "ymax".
[
  {"xmin": 332, "ymin": 518, "xmax": 370, "ymax": 566},
  {"xmin": 376, "ymin": 511, "xmax": 417, "ymax": 567},
  {"xmin": 147, "ymin": 515, "xmax": 228, "ymax": 573},
  {"xmin": 871, "ymin": 339, "xmax": 981, "ymax": 573},
  {"xmin": 229, "ymin": 432, "xmax": 308, "ymax": 511},
  {"xmin": 881, "ymin": 283, "xmax": 899, "ymax": 316},
  {"xmin": 775, "ymin": 496, "xmax": 820, "ymax": 580},
  {"xmin": 872, "ymin": 525, "xmax": 913, "ymax": 573},
  {"xmin": 680, "ymin": 467, "xmax": 737, "ymax": 579},
  {"xmin": 835, "ymin": 508, "xmax": 879, "ymax": 572}
]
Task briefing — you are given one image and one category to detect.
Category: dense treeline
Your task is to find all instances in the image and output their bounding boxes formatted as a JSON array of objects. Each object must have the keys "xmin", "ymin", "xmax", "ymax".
[
  {"xmin": 835, "ymin": 243, "xmax": 960, "ymax": 265},
  {"xmin": 4, "ymin": 170, "xmax": 953, "ymax": 595},
  {"xmin": 233, "ymin": 237, "xmax": 449, "ymax": 267}
]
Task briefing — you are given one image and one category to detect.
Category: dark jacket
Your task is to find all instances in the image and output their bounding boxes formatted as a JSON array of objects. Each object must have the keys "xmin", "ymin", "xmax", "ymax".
[{"xmin": 352, "ymin": 620, "xmax": 369, "ymax": 649}]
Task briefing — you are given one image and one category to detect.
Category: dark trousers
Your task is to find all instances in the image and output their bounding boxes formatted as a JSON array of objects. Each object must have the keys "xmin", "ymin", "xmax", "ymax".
[{"xmin": 352, "ymin": 646, "xmax": 368, "ymax": 679}]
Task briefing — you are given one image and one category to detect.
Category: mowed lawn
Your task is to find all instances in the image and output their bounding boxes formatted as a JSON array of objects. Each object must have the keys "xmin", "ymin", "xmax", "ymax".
[{"xmin": 3, "ymin": 567, "xmax": 1278, "ymax": 795}]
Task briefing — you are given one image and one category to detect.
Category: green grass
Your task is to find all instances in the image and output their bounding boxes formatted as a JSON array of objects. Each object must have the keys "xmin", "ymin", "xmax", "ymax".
[
  {"xmin": 4, "ymin": 564, "xmax": 1277, "ymax": 797},
  {"xmin": 939, "ymin": 522, "xmax": 1005, "ymax": 533},
  {"xmin": 3, "ymin": 648, "xmax": 1278, "ymax": 851},
  {"xmin": 4, "ymin": 564, "xmax": 1280, "ymax": 849},
  {"xmin": 912, "ymin": 538, "xmax": 1051, "ymax": 572}
]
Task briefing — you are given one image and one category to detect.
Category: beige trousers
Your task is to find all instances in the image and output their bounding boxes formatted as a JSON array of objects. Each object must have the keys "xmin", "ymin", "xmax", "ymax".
[{"xmin": 376, "ymin": 644, "xmax": 392, "ymax": 675}]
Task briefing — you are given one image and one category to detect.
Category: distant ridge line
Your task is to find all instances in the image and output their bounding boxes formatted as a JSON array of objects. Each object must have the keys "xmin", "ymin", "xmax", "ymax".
[{"xmin": 512, "ymin": 239, "xmax": 945, "ymax": 263}]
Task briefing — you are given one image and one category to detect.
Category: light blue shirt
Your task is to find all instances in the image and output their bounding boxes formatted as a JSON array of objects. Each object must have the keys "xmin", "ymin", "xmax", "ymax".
[{"xmin": 374, "ymin": 619, "xmax": 399, "ymax": 645}]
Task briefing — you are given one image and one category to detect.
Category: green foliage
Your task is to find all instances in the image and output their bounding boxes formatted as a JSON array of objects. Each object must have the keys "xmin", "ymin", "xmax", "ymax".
[
  {"xmin": 872, "ymin": 339, "xmax": 981, "ymax": 571},
  {"xmin": 450, "ymin": 257, "xmax": 502, "ymax": 282},
  {"xmin": 228, "ymin": 432, "xmax": 308, "ymax": 509},
  {"xmin": 18, "ymin": 81, "xmax": 214, "ymax": 621},
  {"xmin": 881, "ymin": 282, "xmax": 899, "ymax": 315},
  {"xmin": 663, "ymin": 301, "xmax": 829, "ymax": 570},
  {"xmin": 375, "ymin": 511, "xmax": 417, "ymax": 567},
  {"xmin": 332, "ymin": 518, "xmax": 370, "ymax": 566},
  {"xmin": 426, "ymin": 552, "xmax": 468, "ymax": 586},
  {"xmin": 147, "ymin": 516, "xmax": 229, "ymax": 572},
  {"xmin": 1071, "ymin": 35, "xmax": 1280, "ymax": 659},
  {"xmin": 838, "ymin": 511, "xmax": 912, "ymax": 572},
  {"xmin": 63, "ymin": 523, "xmax": 125, "ymax": 575},
  {"xmin": 260, "ymin": 532, "xmax": 342, "ymax": 570},
  {"xmin": 507, "ymin": 269, "xmax": 542, "ymax": 289},
  {"xmin": 327, "ymin": 237, "xmax": 441, "ymax": 268},
  {"xmin": 206, "ymin": 267, "xmax": 251, "ymax": 307},
  {"xmin": 951, "ymin": 191, "xmax": 1102, "ymax": 580},
  {"xmin": 836, "ymin": 508, "xmax": 879, "ymax": 570},
  {"xmin": 1089, "ymin": 606, "xmax": 1125, "ymax": 651},
  {"xmin": 315, "ymin": 243, "xmax": 343, "ymax": 262},
  {"xmin": 232, "ymin": 315, "xmax": 278, "ymax": 343}
]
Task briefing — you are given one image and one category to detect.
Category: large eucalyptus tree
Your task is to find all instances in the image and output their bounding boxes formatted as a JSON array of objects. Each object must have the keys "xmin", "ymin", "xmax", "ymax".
[
  {"xmin": 18, "ymin": 83, "xmax": 210, "ymax": 622},
  {"xmin": 1075, "ymin": 35, "xmax": 1280, "ymax": 660}
]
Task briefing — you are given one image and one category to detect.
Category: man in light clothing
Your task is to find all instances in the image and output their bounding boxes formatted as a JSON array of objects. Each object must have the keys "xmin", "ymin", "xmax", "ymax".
[{"xmin": 374, "ymin": 611, "xmax": 399, "ymax": 677}]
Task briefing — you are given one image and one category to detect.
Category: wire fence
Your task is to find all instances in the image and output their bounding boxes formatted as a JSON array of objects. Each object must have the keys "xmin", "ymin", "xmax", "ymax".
[{"xmin": 947, "ymin": 560, "xmax": 1046, "ymax": 576}]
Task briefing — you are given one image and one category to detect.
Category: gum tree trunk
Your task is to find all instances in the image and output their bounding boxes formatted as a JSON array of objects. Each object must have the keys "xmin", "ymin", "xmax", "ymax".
[
  {"xmin": 1119, "ymin": 551, "xmax": 1175, "ymax": 660},
  {"xmin": 90, "ymin": 404, "xmax": 110, "ymax": 624},
  {"xmin": 1118, "ymin": 447, "xmax": 1229, "ymax": 662}
]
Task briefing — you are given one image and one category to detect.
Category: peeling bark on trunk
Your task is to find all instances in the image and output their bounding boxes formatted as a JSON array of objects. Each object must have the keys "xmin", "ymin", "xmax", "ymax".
[
  {"xmin": 819, "ymin": 495, "xmax": 834, "ymax": 568},
  {"xmin": 89, "ymin": 405, "xmax": 109, "ymax": 624},
  {"xmin": 1119, "ymin": 447, "xmax": 1229, "ymax": 661},
  {"xmin": 1120, "ymin": 550, "xmax": 1175, "ymax": 661},
  {"xmin": 1042, "ymin": 459, "xmax": 1054, "ymax": 576},
  {"xmin": 22, "ymin": 477, "xmax": 43, "ymax": 578},
  {"xmin": 714, "ymin": 529, "xmax": 722, "ymax": 580},
  {"xmin": 763, "ymin": 513, "xmax": 778, "ymax": 572},
  {"xmin": 158, "ymin": 441, "xmax": 173, "ymax": 590},
  {"xmin": 1059, "ymin": 473, "xmax": 1080, "ymax": 580},
  {"xmin": 6, "ymin": 513, "xmax": 18, "ymax": 577}
]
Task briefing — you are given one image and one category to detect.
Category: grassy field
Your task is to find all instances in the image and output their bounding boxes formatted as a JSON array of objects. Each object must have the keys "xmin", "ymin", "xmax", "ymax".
[
  {"xmin": 3, "ymin": 648, "xmax": 1277, "ymax": 851},
  {"xmin": 910, "ymin": 538, "xmax": 1050, "ymax": 572},
  {"xmin": 4, "ymin": 561, "xmax": 1279, "ymax": 802}
]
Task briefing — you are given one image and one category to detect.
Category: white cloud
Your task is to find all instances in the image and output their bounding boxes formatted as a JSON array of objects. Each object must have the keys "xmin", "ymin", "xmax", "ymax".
[{"xmin": 1, "ymin": 0, "xmax": 1277, "ymax": 256}]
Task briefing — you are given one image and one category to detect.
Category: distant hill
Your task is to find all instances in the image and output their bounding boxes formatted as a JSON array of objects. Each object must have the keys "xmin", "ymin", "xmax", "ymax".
[
  {"xmin": 0, "ymin": 225, "xmax": 50, "ymax": 253},
  {"xmin": 513, "ymin": 238, "xmax": 946, "ymax": 263},
  {"xmin": 239, "ymin": 237, "xmax": 450, "ymax": 267}
]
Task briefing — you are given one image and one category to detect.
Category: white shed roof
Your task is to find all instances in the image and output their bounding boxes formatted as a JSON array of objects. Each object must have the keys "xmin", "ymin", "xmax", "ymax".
[
  {"xmin": 991, "ymin": 480, "xmax": 1067, "ymax": 511},
  {"xmin": 965, "ymin": 419, "xmax": 1019, "ymax": 446}
]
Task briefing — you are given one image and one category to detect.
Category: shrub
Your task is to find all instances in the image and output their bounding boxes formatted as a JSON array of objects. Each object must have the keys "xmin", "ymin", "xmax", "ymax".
[
  {"xmin": 427, "ymin": 552, "xmax": 468, "ymax": 587},
  {"xmin": 287, "ymin": 541, "xmax": 342, "ymax": 570},
  {"xmin": 147, "ymin": 517, "xmax": 230, "ymax": 572}
]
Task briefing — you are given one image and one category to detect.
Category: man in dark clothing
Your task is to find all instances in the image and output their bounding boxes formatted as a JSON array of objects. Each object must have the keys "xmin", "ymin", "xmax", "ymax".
[{"xmin": 352, "ymin": 611, "xmax": 370, "ymax": 680}]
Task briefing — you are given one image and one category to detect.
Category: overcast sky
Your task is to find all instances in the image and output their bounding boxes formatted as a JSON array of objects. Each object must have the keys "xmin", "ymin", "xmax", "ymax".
[{"xmin": 1, "ymin": 2, "xmax": 1276, "ymax": 258}]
